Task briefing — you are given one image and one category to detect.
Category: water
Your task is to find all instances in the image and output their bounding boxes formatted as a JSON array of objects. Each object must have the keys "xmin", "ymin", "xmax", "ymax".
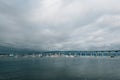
[{"xmin": 0, "ymin": 57, "xmax": 120, "ymax": 80}]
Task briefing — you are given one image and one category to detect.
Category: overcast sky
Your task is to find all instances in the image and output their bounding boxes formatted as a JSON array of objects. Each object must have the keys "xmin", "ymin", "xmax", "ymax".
[{"xmin": 0, "ymin": 0, "xmax": 120, "ymax": 51}]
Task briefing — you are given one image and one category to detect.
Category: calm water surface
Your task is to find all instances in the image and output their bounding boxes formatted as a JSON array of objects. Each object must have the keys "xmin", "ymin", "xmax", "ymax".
[{"xmin": 0, "ymin": 57, "xmax": 120, "ymax": 80}]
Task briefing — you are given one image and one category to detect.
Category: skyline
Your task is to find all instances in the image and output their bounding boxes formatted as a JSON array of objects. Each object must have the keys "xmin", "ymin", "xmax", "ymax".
[{"xmin": 0, "ymin": 0, "xmax": 120, "ymax": 51}]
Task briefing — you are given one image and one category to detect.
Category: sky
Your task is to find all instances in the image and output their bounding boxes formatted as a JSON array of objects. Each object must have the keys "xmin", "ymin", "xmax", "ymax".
[{"xmin": 0, "ymin": 0, "xmax": 120, "ymax": 51}]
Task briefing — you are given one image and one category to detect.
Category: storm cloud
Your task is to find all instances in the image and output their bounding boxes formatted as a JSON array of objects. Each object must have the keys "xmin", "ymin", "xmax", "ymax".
[{"xmin": 0, "ymin": 0, "xmax": 120, "ymax": 51}]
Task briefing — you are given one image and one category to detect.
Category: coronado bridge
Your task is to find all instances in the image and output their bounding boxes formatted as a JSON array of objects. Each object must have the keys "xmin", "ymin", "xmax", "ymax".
[{"xmin": 39, "ymin": 50, "xmax": 120, "ymax": 57}]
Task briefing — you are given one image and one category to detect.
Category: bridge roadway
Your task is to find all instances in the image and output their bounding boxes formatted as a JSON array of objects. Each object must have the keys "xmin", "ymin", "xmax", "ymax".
[{"xmin": 41, "ymin": 50, "xmax": 120, "ymax": 56}]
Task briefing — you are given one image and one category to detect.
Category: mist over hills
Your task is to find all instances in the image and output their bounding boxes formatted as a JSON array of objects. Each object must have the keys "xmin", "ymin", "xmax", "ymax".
[{"xmin": 0, "ymin": 45, "xmax": 41, "ymax": 54}]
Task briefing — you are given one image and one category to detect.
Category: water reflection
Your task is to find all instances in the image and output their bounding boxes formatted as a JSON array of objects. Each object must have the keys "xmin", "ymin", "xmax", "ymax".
[{"xmin": 0, "ymin": 57, "xmax": 120, "ymax": 80}]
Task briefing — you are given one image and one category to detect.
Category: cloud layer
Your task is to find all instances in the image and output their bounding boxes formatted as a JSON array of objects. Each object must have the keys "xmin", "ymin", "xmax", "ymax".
[{"xmin": 0, "ymin": 0, "xmax": 120, "ymax": 50}]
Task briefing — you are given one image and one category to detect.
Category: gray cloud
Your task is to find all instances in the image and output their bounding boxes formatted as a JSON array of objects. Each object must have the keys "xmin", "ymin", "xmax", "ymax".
[{"xmin": 0, "ymin": 0, "xmax": 120, "ymax": 51}]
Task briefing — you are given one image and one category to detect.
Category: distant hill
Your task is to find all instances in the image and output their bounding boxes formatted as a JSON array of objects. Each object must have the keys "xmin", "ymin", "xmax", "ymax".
[{"xmin": 0, "ymin": 46, "xmax": 41, "ymax": 54}]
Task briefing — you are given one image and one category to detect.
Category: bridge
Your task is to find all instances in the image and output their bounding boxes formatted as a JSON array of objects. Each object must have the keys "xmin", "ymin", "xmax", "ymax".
[{"xmin": 40, "ymin": 50, "xmax": 120, "ymax": 57}]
